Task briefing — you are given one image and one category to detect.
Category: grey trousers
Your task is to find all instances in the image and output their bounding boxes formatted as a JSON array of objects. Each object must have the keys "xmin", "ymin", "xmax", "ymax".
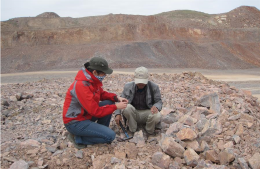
[{"xmin": 122, "ymin": 104, "xmax": 161, "ymax": 134}]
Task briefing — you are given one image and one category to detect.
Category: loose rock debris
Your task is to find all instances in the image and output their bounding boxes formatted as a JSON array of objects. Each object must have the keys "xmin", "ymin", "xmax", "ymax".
[{"xmin": 1, "ymin": 72, "xmax": 260, "ymax": 169}]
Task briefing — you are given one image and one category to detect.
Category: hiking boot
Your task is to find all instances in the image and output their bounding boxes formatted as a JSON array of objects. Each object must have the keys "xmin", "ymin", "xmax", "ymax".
[{"xmin": 68, "ymin": 133, "xmax": 86, "ymax": 150}]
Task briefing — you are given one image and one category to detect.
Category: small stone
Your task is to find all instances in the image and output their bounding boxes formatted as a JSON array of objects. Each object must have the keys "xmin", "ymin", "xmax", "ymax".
[
  {"xmin": 219, "ymin": 149, "xmax": 235, "ymax": 165},
  {"xmin": 217, "ymin": 140, "xmax": 224, "ymax": 150},
  {"xmin": 178, "ymin": 115, "xmax": 197, "ymax": 126},
  {"xmin": 232, "ymin": 135, "xmax": 241, "ymax": 144},
  {"xmin": 247, "ymin": 122, "xmax": 253, "ymax": 128},
  {"xmin": 240, "ymin": 113, "xmax": 254, "ymax": 122},
  {"xmin": 176, "ymin": 128, "xmax": 197, "ymax": 141},
  {"xmin": 228, "ymin": 114, "xmax": 241, "ymax": 121},
  {"xmin": 152, "ymin": 152, "xmax": 171, "ymax": 169},
  {"xmin": 238, "ymin": 158, "xmax": 249, "ymax": 169},
  {"xmin": 114, "ymin": 151, "xmax": 126, "ymax": 159},
  {"xmin": 26, "ymin": 149, "xmax": 39, "ymax": 155},
  {"xmin": 9, "ymin": 159, "xmax": 29, "ymax": 169},
  {"xmin": 166, "ymin": 122, "xmax": 183, "ymax": 135},
  {"xmin": 131, "ymin": 130, "xmax": 145, "ymax": 147},
  {"xmin": 38, "ymin": 158, "xmax": 44, "ymax": 167},
  {"xmin": 200, "ymin": 141, "xmax": 209, "ymax": 151},
  {"xmin": 196, "ymin": 93, "xmax": 220, "ymax": 114},
  {"xmin": 161, "ymin": 137, "xmax": 185, "ymax": 158},
  {"xmin": 21, "ymin": 139, "xmax": 41, "ymax": 147},
  {"xmin": 9, "ymin": 96, "xmax": 17, "ymax": 102},
  {"xmin": 52, "ymin": 150, "xmax": 63, "ymax": 156},
  {"xmin": 183, "ymin": 148, "xmax": 200, "ymax": 167},
  {"xmin": 185, "ymin": 140, "xmax": 200, "ymax": 151},
  {"xmin": 3, "ymin": 156, "xmax": 17, "ymax": 162},
  {"xmin": 223, "ymin": 141, "xmax": 233, "ymax": 149},
  {"xmin": 235, "ymin": 124, "xmax": 244, "ymax": 136},
  {"xmin": 205, "ymin": 150, "xmax": 220, "ymax": 163},
  {"xmin": 1, "ymin": 99, "xmax": 9, "ymax": 106},
  {"xmin": 75, "ymin": 150, "xmax": 83, "ymax": 159},
  {"xmin": 16, "ymin": 93, "xmax": 22, "ymax": 101},
  {"xmin": 111, "ymin": 157, "xmax": 121, "ymax": 164},
  {"xmin": 46, "ymin": 146, "xmax": 56, "ymax": 153},
  {"xmin": 196, "ymin": 119, "xmax": 208, "ymax": 132},
  {"xmin": 248, "ymin": 153, "xmax": 260, "ymax": 169},
  {"xmin": 124, "ymin": 142, "xmax": 138, "ymax": 159}
]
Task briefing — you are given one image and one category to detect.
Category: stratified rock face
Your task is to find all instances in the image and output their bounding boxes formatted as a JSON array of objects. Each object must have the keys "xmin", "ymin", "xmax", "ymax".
[
  {"xmin": 1, "ymin": 6, "xmax": 260, "ymax": 73},
  {"xmin": 36, "ymin": 12, "xmax": 60, "ymax": 18}
]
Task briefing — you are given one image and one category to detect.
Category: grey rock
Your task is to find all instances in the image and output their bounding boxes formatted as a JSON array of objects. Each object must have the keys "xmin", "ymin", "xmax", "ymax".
[
  {"xmin": 9, "ymin": 159, "xmax": 29, "ymax": 169},
  {"xmin": 16, "ymin": 93, "xmax": 22, "ymax": 101},
  {"xmin": 75, "ymin": 150, "xmax": 83, "ymax": 159},
  {"xmin": 46, "ymin": 146, "xmax": 57, "ymax": 153},
  {"xmin": 196, "ymin": 118, "xmax": 208, "ymax": 132},
  {"xmin": 248, "ymin": 153, "xmax": 260, "ymax": 169},
  {"xmin": 9, "ymin": 96, "xmax": 17, "ymax": 102},
  {"xmin": 111, "ymin": 157, "xmax": 121, "ymax": 164},
  {"xmin": 52, "ymin": 150, "xmax": 63, "ymax": 156},
  {"xmin": 238, "ymin": 158, "xmax": 249, "ymax": 169},
  {"xmin": 196, "ymin": 93, "xmax": 221, "ymax": 114},
  {"xmin": 1, "ymin": 99, "xmax": 9, "ymax": 106},
  {"xmin": 2, "ymin": 110, "xmax": 11, "ymax": 117},
  {"xmin": 161, "ymin": 113, "xmax": 179, "ymax": 124}
]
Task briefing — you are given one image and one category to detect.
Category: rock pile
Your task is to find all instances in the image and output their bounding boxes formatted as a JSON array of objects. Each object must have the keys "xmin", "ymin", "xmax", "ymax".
[{"xmin": 1, "ymin": 72, "xmax": 260, "ymax": 169}]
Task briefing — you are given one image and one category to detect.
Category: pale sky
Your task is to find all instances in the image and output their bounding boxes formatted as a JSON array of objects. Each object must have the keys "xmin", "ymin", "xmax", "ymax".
[{"xmin": 1, "ymin": 0, "xmax": 260, "ymax": 21}]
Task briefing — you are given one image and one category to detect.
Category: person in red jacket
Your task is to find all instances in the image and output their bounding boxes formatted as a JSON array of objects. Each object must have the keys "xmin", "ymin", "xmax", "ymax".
[{"xmin": 63, "ymin": 57, "xmax": 128, "ymax": 149}]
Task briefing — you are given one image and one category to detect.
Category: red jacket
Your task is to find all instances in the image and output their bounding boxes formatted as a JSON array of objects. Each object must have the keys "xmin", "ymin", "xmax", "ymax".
[{"xmin": 63, "ymin": 68, "xmax": 118, "ymax": 124}]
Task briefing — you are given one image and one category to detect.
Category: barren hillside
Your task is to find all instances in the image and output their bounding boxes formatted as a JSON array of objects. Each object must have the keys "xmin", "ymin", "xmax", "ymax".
[{"xmin": 1, "ymin": 6, "xmax": 260, "ymax": 73}]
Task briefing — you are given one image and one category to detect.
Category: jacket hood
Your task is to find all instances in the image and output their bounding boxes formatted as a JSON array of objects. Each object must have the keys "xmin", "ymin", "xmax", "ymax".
[{"xmin": 75, "ymin": 67, "xmax": 102, "ymax": 86}]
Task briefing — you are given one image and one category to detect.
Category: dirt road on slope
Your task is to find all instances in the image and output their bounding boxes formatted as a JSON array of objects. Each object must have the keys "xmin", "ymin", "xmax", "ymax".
[{"xmin": 2, "ymin": 68, "xmax": 260, "ymax": 99}]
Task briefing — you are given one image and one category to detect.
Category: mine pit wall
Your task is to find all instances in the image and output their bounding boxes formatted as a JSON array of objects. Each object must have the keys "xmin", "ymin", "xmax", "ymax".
[
  {"xmin": 1, "ymin": 24, "xmax": 260, "ymax": 73},
  {"xmin": 1, "ymin": 26, "xmax": 260, "ymax": 48}
]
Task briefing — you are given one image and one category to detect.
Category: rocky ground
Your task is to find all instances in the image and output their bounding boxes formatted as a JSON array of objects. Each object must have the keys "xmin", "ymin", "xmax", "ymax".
[{"xmin": 1, "ymin": 72, "xmax": 260, "ymax": 169}]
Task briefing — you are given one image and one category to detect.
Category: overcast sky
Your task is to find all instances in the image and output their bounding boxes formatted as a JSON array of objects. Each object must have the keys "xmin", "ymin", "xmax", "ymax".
[{"xmin": 1, "ymin": 0, "xmax": 260, "ymax": 21}]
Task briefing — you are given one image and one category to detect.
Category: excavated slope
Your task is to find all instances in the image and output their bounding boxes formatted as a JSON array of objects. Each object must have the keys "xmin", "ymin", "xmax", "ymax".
[{"xmin": 1, "ymin": 6, "xmax": 260, "ymax": 73}]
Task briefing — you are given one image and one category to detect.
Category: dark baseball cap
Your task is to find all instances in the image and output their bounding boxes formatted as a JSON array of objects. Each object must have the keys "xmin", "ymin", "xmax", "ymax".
[{"xmin": 88, "ymin": 57, "xmax": 113, "ymax": 74}]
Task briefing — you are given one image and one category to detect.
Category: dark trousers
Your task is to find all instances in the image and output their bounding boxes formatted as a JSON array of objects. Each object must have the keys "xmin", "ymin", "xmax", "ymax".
[{"xmin": 65, "ymin": 100, "xmax": 115, "ymax": 145}]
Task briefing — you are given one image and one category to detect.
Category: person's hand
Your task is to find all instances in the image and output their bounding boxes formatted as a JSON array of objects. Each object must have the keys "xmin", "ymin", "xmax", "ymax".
[
  {"xmin": 151, "ymin": 106, "xmax": 158, "ymax": 114},
  {"xmin": 118, "ymin": 96, "xmax": 128, "ymax": 103},
  {"xmin": 115, "ymin": 102, "xmax": 127, "ymax": 110},
  {"xmin": 115, "ymin": 115, "xmax": 122, "ymax": 126}
]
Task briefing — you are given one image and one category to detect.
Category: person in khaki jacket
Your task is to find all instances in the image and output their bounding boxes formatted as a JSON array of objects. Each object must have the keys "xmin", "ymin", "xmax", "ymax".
[{"xmin": 115, "ymin": 67, "xmax": 162, "ymax": 134}]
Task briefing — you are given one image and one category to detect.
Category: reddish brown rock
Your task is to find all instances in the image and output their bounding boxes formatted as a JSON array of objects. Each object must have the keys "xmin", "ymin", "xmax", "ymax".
[
  {"xmin": 185, "ymin": 140, "xmax": 200, "ymax": 151},
  {"xmin": 20, "ymin": 139, "xmax": 41, "ymax": 147},
  {"xmin": 219, "ymin": 149, "xmax": 235, "ymax": 165},
  {"xmin": 161, "ymin": 137, "xmax": 185, "ymax": 158},
  {"xmin": 205, "ymin": 150, "xmax": 220, "ymax": 163},
  {"xmin": 176, "ymin": 128, "xmax": 197, "ymax": 141},
  {"xmin": 235, "ymin": 123, "xmax": 244, "ymax": 136},
  {"xmin": 248, "ymin": 153, "xmax": 260, "ymax": 169},
  {"xmin": 124, "ymin": 142, "xmax": 138, "ymax": 159},
  {"xmin": 183, "ymin": 148, "xmax": 200, "ymax": 167},
  {"xmin": 152, "ymin": 152, "xmax": 171, "ymax": 169}
]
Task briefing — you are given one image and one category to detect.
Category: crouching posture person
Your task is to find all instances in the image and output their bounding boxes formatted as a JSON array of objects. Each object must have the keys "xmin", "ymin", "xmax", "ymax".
[
  {"xmin": 63, "ymin": 57, "xmax": 127, "ymax": 149},
  {"xmin": 115, "ymin": 67, "xmax": 162, "ymax": 135}
]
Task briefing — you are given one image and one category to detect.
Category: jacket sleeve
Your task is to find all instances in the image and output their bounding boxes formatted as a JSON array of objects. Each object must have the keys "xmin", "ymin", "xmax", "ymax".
[
  {"xmin": 152, "ymin": 84, "xmax": 163, "ymax": 111},
  {"xmin": 75, "ymin": 81, "xmax": 117, "ymax": 118},
  {"xmin": 99, "ymin": 87, "xmax": 118, "ymax": 102},
  {"xmin": 114, "ymin": 83, "xmax": 131, "ymax": 116}
]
